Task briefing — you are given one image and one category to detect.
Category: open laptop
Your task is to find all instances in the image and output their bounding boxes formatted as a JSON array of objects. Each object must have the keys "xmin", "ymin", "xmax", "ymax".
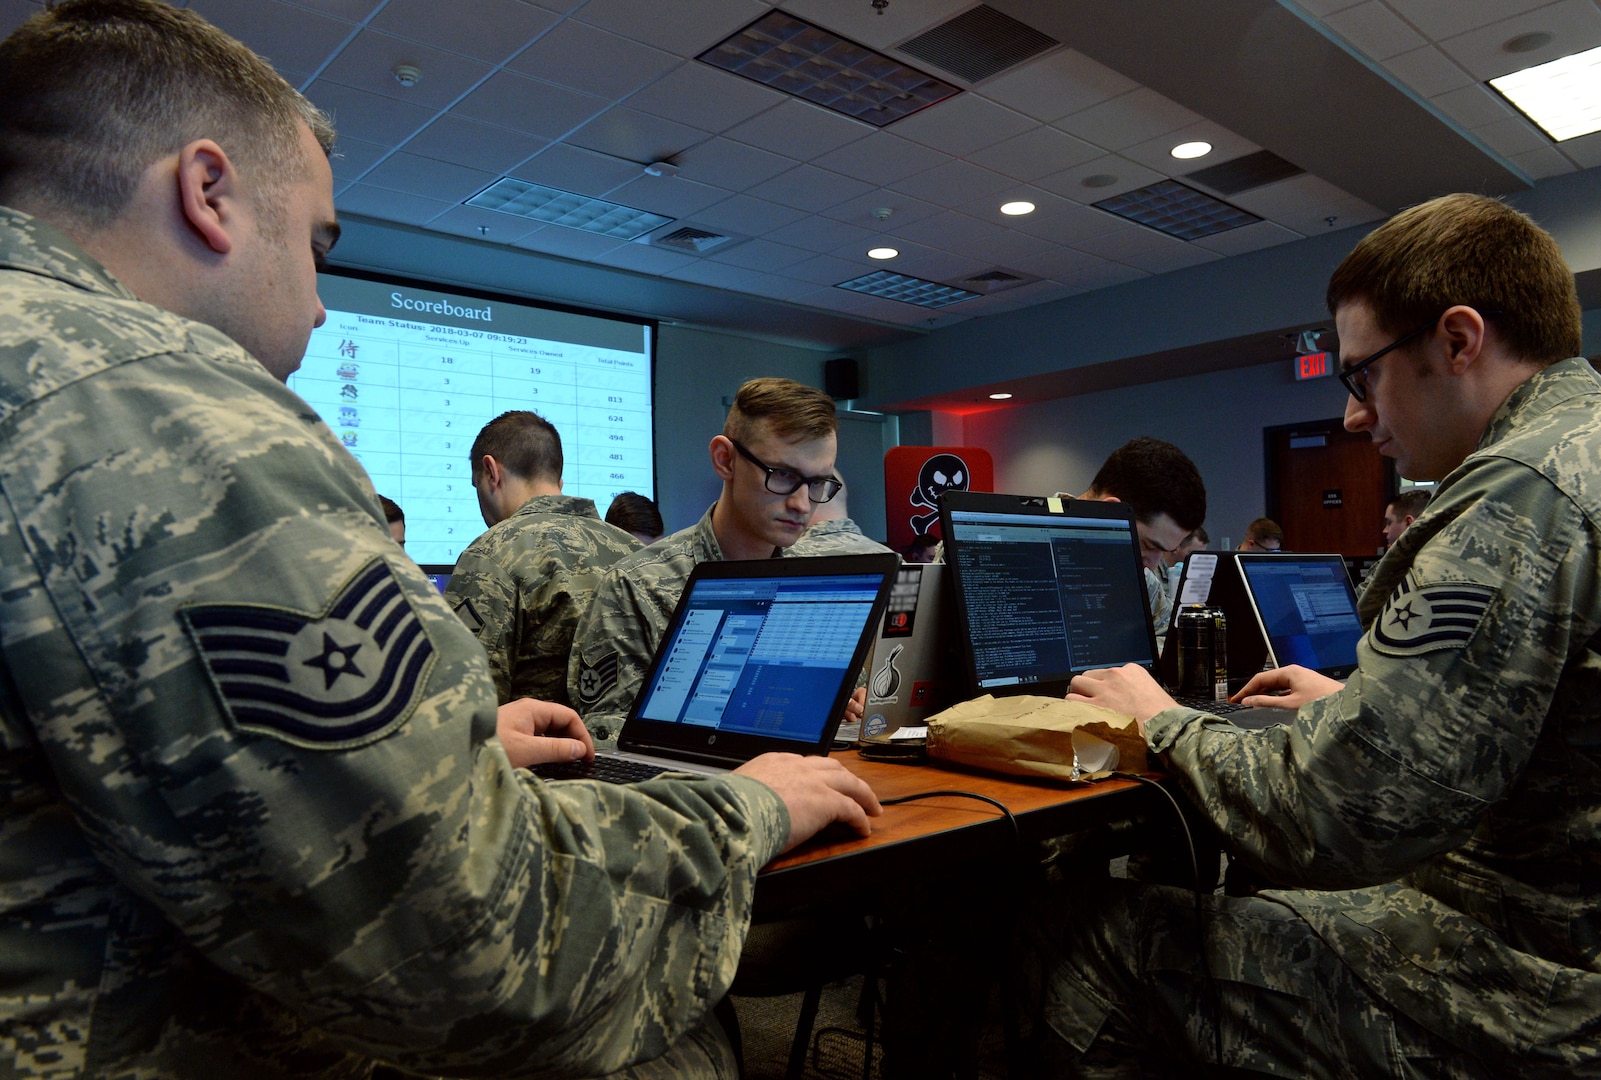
[
  {"xmin": 858, "ymin": 563, "xmax": 958, "ymax": 745},
  {"xmin": 1234, "ymin": 553, "xmax": 1363, "ymax": 678},
  {"xmin": 535, "ymin": 552, "xmax": 898, "ymax": 782},
  {"xmin": 1158, "ymin": 552, "xmax": 1266, "ymax": 691}
]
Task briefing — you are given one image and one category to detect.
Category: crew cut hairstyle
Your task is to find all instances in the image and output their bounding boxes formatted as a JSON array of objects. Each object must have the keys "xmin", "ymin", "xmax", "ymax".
[
  {"xmin": 724, "ymin": 377, "xmax": 838, "ymax": 445},
  {"xmin": 1389, "ymin": 489, "xmax": 1431, "ymax": 519},
  {"xmin": 1326, "ymin": 193, "xmax": 1581, "ymax": 367},
  {"xmin": 604, "ymin": 492, "xmax": 664, "ymax": 539},
  {"xmin": 1243, "ymin": 517, "xmax": 1283, "ymax": 544},
  {"xmin": 1088, "ymin": 436, "xmax": 1206, "ymax": 533},
  {"xmin": 471, "ymin": 411, "xmax": 563, "ymax": 485},
  {"xmin": 0, "ymin": 0, "xmax": 336, "ymax": 230}
]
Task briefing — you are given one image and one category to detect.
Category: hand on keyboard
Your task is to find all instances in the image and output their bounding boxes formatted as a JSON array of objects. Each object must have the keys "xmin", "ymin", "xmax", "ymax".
[
  {"xmin": 1231, "ymin": 666, "xmax": 1344, "ymax": 710},
  {"xmin": 497, "ymin": 698, "xmax": 595, "ymax": 768}
]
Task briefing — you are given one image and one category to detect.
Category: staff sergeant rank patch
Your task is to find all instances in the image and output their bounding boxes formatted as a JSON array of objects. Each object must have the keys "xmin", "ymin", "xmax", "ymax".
[
  {"xmin": 1370, "ymin": 571, "xmax": 1495, "ymax": 658},
  {"xmin": 180, "ymin": 559, "xmax": 436, "ymax": 749}
]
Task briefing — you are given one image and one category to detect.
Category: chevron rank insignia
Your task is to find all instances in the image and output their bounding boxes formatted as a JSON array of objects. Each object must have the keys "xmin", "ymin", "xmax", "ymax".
[
  {"xmin": 451, "ymin": 595, "xmax": 486, "ymax": 637},
  {"xmin": 180, "ymin": 559, "xmax": 437, "ymax": 749},
  {"xmin": 576, "ymin": 651, "xmax": 620, "ymax": 707},
  {"xmin": 1370, "ymin": 572, "xmax": 1495, "ymax": 658}
]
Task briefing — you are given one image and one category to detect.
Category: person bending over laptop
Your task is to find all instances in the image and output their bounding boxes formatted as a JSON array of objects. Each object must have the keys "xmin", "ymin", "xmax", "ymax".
[{"xmin": 1042, "ymin": 193, "xmax": 1601, "ymax": 1076}]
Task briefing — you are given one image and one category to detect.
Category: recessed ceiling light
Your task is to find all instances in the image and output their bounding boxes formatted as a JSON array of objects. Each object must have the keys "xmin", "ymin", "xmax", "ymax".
[
  {"xmin": 867, "ymin": 246, "xmax": 899, "ymax": 260},
  {"xmin": 466, "ymin": 178, "xmax": 673, "ymax": 240},
  {"xmin": 1171, "ymin": 140, "xmax": 1212, "ymax": 160},
  {"xmin": 1490, "ymin": 43, "xmax": 1601, "ymax": 141},
  {"xmin": 988, "ymin": 392, "xmax": 1013, "ymax": 400},
  {"xmin": 836, "ymin": 270, "xmax": 980, "ymax": 309},
  {"xmin": 999, "ymin": 200, "xmax": 1035, "ymax": 216}
]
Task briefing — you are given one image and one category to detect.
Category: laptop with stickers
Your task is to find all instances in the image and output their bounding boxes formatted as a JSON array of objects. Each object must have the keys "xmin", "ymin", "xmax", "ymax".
[
  {"xmin": 858, "ymin": 562, "xmax": 958, "ymax": 745},
  {"xmin": 535, "ymin": 552, "xmax": 898, "ymax": 783}
]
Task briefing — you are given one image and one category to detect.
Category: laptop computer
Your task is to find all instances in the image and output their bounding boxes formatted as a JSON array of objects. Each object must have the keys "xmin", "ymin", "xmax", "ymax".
[
  {"xmin": 535, "ymin": 552, "xmax": 898, "ymax": 782},
  {"xmin": 1158, "ymin": 552, "xmax": 1267, "ymax": 692},
  {"xmin": 1234, "ymin": 553, "xmax": 1363, "ymax": 678},
  {"xmin": 858, "ymin": 563, "xmax": 958, "ymax": 745},
  {"xmin": 419, "ymin": 564, "xmax": 453, "ymax": 595}
]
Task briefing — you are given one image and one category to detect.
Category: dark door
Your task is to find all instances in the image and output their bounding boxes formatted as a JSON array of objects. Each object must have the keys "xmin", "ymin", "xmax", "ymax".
[{"xmin": 1265, "ymin": 418, "xmax": 1390, "ymax": 557}]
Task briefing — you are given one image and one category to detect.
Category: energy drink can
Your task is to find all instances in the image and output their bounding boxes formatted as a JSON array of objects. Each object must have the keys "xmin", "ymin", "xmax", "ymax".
[{"xmin": 1177, "ymin": 605, "xmax": 1228, "ymax": 701}]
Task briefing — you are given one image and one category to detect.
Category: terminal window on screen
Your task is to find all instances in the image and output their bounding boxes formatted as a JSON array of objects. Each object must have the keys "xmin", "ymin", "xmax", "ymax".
[
  {"xmin": 635, "ymin": 576, "xmax": 881, "ymax": 740},
  {"xmin": 950, "ymin": 514, "xmax": 1152, "ymax": 686}
]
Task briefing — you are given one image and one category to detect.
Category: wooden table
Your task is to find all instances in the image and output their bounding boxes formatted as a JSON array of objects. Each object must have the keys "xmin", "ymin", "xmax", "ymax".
[{"xmin": 754, "ymin": 751, "xmax": 1162, "ymax": 918}]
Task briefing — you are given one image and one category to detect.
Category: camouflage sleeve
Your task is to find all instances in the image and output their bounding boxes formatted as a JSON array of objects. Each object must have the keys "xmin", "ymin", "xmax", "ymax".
[
  {"xmin": 3, "ymin": 346, "xmax": 789, "ymax": 1074},
  {"xmin": 1145, "ymin": 456, "xmax": 1601, "ymax": 890},
  {"xmin": 443, "ymin": 542, "xmax": 516, "ymax": 702},
  {"xmin": 569, "ymin": 566, "xmax": 667, "ymax": 743}
]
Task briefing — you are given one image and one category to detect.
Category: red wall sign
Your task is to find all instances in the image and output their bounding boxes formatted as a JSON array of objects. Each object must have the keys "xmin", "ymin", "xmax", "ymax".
[
  {"xmin": 1295, "ymin": 352, "xmax": 1332, "ymax": 380},
  {"xmin": 883, "ymin": 445, "xmax": 994, "ymax": 554}
]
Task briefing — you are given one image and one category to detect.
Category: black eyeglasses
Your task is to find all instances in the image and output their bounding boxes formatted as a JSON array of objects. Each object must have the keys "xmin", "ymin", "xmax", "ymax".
[
  {"xmin": 730, "ymin": 439, "xmax": 842, "ymax": 503},
  {"xmin": 1340, "ymin": 309, "xmax": 1501, "ymax": 402}
]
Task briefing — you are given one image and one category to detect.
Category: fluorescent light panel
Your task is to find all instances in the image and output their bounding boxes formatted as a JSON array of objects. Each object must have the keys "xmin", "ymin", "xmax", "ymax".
[
  {"xmin": 1489, "ymin": 44, "xmax": 1601, "ymax": 142},
  {"xmin": 1093, "ymin": 179, "xmax": 1260, "ymax": 241},
  {"xmin": 836, "ymin": 270, "xmax": 979, "ymax": 309},
  {"xmin": 467, "ymin": 178, "xmax": 673, "ymax": 240},
  {"xmin": 700, "ymin": 11, "xmax": 959, "ymax": 127}
]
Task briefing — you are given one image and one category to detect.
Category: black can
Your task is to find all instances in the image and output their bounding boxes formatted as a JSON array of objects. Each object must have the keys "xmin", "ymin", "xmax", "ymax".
[{"xmin": 1177, "ymin": 605, "xmax": 1228, "ymax": 701}]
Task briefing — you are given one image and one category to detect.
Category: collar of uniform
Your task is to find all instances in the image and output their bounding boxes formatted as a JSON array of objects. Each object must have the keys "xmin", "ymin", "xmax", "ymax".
[
  {"xmin": 510, "ymin": 493, "xmax": 598, "ymax": 521},
  {"xmin": 699, "ymin": 500, "xmax": 787, "ymax": 560},
  {"xmin": 0, "ymin": 205, "xmax": 139, "ymax": 302},
  {"xmin": 1476, "ymin": 356, "xmax": 1601, "ymax": 453}
]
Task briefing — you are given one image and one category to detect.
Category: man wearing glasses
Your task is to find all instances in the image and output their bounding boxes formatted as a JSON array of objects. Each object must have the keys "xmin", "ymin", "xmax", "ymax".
[
  {"xmin": 1045, "ymin": 193, "xmax": 1601, "ymax": 1074},
  {"xmin": 569, "ymin": 377, "xmax": 843, "ymax": 745}
]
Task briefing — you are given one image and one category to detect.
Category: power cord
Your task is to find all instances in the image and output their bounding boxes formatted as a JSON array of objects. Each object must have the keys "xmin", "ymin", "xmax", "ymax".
[{"xmin": 879, "ymin": 789, "xmax": 1020, "ymax": 851}]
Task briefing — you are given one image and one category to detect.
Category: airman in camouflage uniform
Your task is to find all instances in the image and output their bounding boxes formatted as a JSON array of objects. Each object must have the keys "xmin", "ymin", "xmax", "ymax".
[
  {"xmin": 0, "ymin": 5, "xmax": 881, "ymax": 1077},
  {"xmin": 445, "ymin": 493, "xmax": 640, "ymax": 708},
  {"xmin": 569, "ymin": 379, "xmax": 842, "ymax": 745},
  {"xmin": 1051, "ymin": 195, "xmax": 1601, "ymax": 1076}
]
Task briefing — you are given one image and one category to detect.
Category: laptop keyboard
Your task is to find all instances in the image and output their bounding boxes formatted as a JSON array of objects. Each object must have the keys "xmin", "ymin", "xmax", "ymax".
[
  {"xmin": 531, "ymin": 756, "xmax": 673, "ymax": 784},
  {"xmin": 1172, "ymin": 696, "xmax": 1253, "ymax": 715}
]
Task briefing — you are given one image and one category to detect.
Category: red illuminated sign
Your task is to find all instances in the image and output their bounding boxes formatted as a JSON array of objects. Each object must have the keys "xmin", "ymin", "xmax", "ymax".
[{"xmin": 1295, "ymin": 352, "xmax": 1331, "ymax": 380}]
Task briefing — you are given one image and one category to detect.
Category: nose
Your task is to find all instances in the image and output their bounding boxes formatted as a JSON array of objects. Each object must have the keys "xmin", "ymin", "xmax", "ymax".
[
  {"xmin": 785, "ymin": 486, "xmax": 812, "ymax": 517},
  {"xmin": 1343, "ymin": 392, "xmax": 1371, "ymax": 433},
  {"xmin": 313, "ymin": 295, "xmax": 328, "ymax": 330},
  {"xmin": 1141, "ymin": 549, "xmax": 1163, "ymax": 572}
]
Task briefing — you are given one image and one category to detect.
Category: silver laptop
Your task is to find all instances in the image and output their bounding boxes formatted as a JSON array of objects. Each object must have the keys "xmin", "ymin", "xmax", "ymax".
[{"xmin": 858, "ymin": 563, "xmax": 957, "ymax": 745}]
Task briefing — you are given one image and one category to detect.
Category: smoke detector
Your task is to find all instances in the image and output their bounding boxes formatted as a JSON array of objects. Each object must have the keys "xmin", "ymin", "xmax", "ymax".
[{"xmin": 393, "ymin": 64, "xmax": 422, "ymax": 88}]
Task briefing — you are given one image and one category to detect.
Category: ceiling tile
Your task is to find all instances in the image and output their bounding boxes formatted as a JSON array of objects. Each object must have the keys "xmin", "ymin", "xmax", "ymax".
[
  {"xmin": 566, "ymin": 106, "xmax": 711, "ymax": 165},
  {"xmin": 361, "ymin": 151, "xmax": 497, "ymax": 202},
  {"xmin": 1055, "ymin": 88, "xmax": 1203, "ymax": 152},
  {"xmin": 278, "ymin": 0, "xmax": 380, "ymax": 19},
  {"xmin": 335, "ymin": 183, "xmax": 454, "ymax": 226},
  {"xmin": 666, "ymin": 260, "xmax": 766, "ymax": 291},
  {"xmin": 1057, "ymin": 261, "xmax": 1149, "ymax": 292},
  {"xmin": 944, "ymin": 226, "xmax": 1057, "ymax": 267},
  {"xmin": 590, "ymin": 242, "xmax": 700, "ymax": 275},
  {"xmin": 1430, "ymin": 83, "xmax": 1518, "ymax": 130},
  {"xmin": 452, "ymin": 71, "xmax": 610, "ymax": 139},
  {"xmin": 1119, "ymin": 121, "xmax": 1260, "ymax": 176},
  {"xmin": 1072, "ymin": 223, "xmax": 1178, "ymax": 261},
  {"xmin": 892, "ymin": 210, "xmax": 1002, "ymax": 253},
  {"xmin": 766, "ymin": 215, "xmax": 877, "ymax": 254},
  {"xmin": 889, "ymin": 249, "xmax": 993, "ymax": 285},
  {"xmin": 966, "ymin": 126, "xmax": 1102, "ymax": 182},
  {"xmin": 369, "ymin": 0, "xmax": 559, "ymax": 65},
  {"xmin": 1471, "ymin": 116, "xmax": 1556, "ymax": 159},
  {"xmin": 507, "ymin": 21, "xmax": 680, "ymax": 100},
  {"xmin": 1558, "ymin": 130, "xmax": 1601, "ymax": 169},
  {"xmin": 820, "ymin": 190, "xmax": 942, "ymax": 231},
  {"xmin": 1118, "ymin": 237, "xmax": 1224, "ymax": 275},
  {"xmin": 425, "ymin": 205, "xmax": 543, "ymax": 245},
  {"xmin": 730, "ymin": 274, "xmax": 825, "ymax": 302},
  {"xmin": 513, "ymin": 226, "xmax": 629, "ymax": 260},
  {"xmin": 782, "ymin": 253, "xmax": 874, "ymax": 286},
  {"xmin": 887, "ymin": 94, "xmax": 1036, "ymax": 157},
  {"xmin": 988, "ymin": 193, "xmax": 1117, "ymax": 246},
  {"xmin": 1384, "ymin": 0, "xmax": 1551, "ymax": 41},
  {"xmin": 781, "ymin": 0, "xmax": 973, "ymax": 51},
  {"xmin": 889, "ymin": 159, "xmax": 1013, "ymax": 205},
  {"xmin": 187, "ymin": 0, "xmax": 356, "ymax": 76},
  {"xmin": 317, "ymin": 28, "xmax": 494, "ymax": 111},
  {"xmin": 1034, "ymin": 154, "xmax": 1167, "ymax": 205},
  {"xmin": 673, "ymin": 138, "xmax": 797, "ymax": 189},
  {"xmin": 509, "ymin": 143, "xmax": 645, "ymax": 197},
  {"xmin": 606, "ymin": 174, "xmax": 730, "ymax": 218},
  {"xmin": 1192, "ymin": 220, "xmax": 1305, "ymax": 256},
  {"xmin": 810, "ymin": 132, "xmax": 951, "ymax": 186},
  {"xmin": 1437, "ymin": 0, "xmax": 1601, "ymax": 81},
  {"xmin": 724, "ymin": 99, "xmax": 872, "ymax": 161},
  {"xmin": 308, "ymin": 80, "xmax": 439, "ymax": 145},
  {"xmin": 975, "ymin": 48, "xmax": 1139, "ymax": 124},
  {"xmin": 746, "ymin": 166, "xmax": 876, "ymax": 213},
  {"xmin": 401, "ymin": 114, "xmax": 547, "ymax": 174},
  {"xmin": 329, "ymin": 136, "xmax": 392, "ymax": 182},
  {"xmin": 692, "ymin": 194, "xmax": 808, "ymax": 235},
  {"xmin": 625, "ymin": 62, "xmax": 787, "ymax": 134},
  {"xmin": 1007, "ymin": 246, "xmax": 1113, "ymax": 282},
  {"xmin": 1293, "ymin": 0, "xmax": 1364, "ymax": 14},
  {"xmin": 574, "ymin": 0, "xmax": 769, "ymax": 57},
  {"xmin": 1324, "ymin": 2, "xmax": 1428, "ymax": 61},
  {"xmin": 706, "ymin": 239, "xmax": 815, "ymax": 272},
  {"xmin": 1508, "ymin": 143, "xmax": 1578, "ymax": 180},
  {"xmin": 1382, "ymin": 45, "xmax": 1476, "ymax": 98},
  {"xmin": 1228, "ymin": 173, "xmax": 1385, "ymax": 235}
]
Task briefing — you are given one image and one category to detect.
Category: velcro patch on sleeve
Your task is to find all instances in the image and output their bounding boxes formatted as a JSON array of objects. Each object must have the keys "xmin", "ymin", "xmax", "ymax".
[
  {"xmin": 1369, "ymin": 572, "xmax": 1495, "ymax": 659},
  {"xmin": 451, "ymin": 594, "xmax": 486, "ymax": 636},
  {"xmin": 180, "ymin": 558, "xmax": 436, "ymax": 749},
  {"xmin": 575, "ymin": 651, "xmax": 620, "ymax": 708}
]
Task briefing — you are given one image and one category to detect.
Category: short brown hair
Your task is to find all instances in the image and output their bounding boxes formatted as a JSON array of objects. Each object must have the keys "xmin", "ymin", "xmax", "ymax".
[
  {"xmin": 1326, "ymin": 193, "xmax": 1581, "ymax": 366},
  {"xmin": 1388, "ymin": 489, "xmax": 1430, "ymax": 520},
  {"xmin": 0, "ymin": 0, "xmax": 335, "ymax": 230},
  {"xmin": 1243, "ymin": 518, "xmax": 1283, "ymax": 545},
  {"xmin": 724, "ymin": 378, "xmax": 837, "ymax": 445},
  {"xmin": 471, "ymin": 411, "xmax": 563, "ymax": 485}
]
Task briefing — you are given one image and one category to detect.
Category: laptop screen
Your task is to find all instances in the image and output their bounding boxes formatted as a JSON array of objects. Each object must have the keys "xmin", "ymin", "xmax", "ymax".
[
  {"xmin": 943, "ymin": 497, "xmax": 1154, "ymax": 691},
  {"xmin": 634, "ymin": 571, "xmax": 887, "ymax": 743},
  {"xmin": 1236, "ymin": 554, "xmax": 1363, "ymax": 676}
]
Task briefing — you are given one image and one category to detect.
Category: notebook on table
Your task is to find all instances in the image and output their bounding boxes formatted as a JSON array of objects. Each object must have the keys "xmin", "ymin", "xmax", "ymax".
[{"xmin": 534, "ymin": 552, "xmax": 899, "ymax": 783}]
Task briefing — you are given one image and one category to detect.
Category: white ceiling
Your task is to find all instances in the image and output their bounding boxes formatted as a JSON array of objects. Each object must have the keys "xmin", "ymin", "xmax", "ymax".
[{"xmin": 4, "ymin": 0, "xmax": 1598, "ymax": 347}]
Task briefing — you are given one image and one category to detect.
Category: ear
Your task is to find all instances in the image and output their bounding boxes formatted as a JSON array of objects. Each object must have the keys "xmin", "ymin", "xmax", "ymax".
[
  {"xmin": 478, "ymin": 455, "xmax": 504, "ymax": 490},
  {"xmin": 175, "ymin": 140, "xmax": 242, "ymax": 256},
  {"xmin": 1437, "ymin": 305, "xmax": 1487, "ymax": 375},
  {"xmin": 709, "ymin": 435, "xmax": 735, "ymax": 482}
]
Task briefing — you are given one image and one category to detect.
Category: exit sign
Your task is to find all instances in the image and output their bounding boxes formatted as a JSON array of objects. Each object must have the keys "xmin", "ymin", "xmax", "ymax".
[{"xmin": 1295, "ymin": 351, "xmax": 1332, "ymax": 380}]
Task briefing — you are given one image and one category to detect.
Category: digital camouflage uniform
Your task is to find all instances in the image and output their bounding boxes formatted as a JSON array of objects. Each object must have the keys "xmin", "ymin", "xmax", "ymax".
[
  {"xmin": 444, "ymin": 494, "xmax": 639, "ymax": 708},
  {"xmin": 1043, "ymin": 357, "xmax": 1601, "ymax": 1076},
  {"xmin": 787, "ymin": 517, "xmax": 894, "ymax": 557},
  {"xmin": 0, "ymin": 207, "xmax": 787, "ymax": 1079}
]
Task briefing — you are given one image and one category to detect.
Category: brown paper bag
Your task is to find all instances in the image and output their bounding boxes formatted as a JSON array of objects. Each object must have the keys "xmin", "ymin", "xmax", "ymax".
[{"xmin": 924, "ymin": 694, "xmax": 1147, "ymax": 782}]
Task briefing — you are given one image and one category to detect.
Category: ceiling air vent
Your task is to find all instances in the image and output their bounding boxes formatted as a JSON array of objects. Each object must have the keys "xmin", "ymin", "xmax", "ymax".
[
  {"xmin": 897, "ymin": 5, "xmax": 1059, "ymax": 85},
  {"xmin": 1183, "ymin": 150, "xmax": 1304, "ymax": 196},
  {"xmin": 651, "ymin": 226, "xmax": 734, "ymax": 253},
  {"xmin": 954, "ymin": 268, "xmax": 1038, "ymax": 294}
]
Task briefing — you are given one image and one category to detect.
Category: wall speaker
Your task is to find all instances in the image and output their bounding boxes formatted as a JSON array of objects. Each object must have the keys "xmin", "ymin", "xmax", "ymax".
[{"xmin": 824, "ymin": 357, "xmax": 859, "ymax": 400}]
